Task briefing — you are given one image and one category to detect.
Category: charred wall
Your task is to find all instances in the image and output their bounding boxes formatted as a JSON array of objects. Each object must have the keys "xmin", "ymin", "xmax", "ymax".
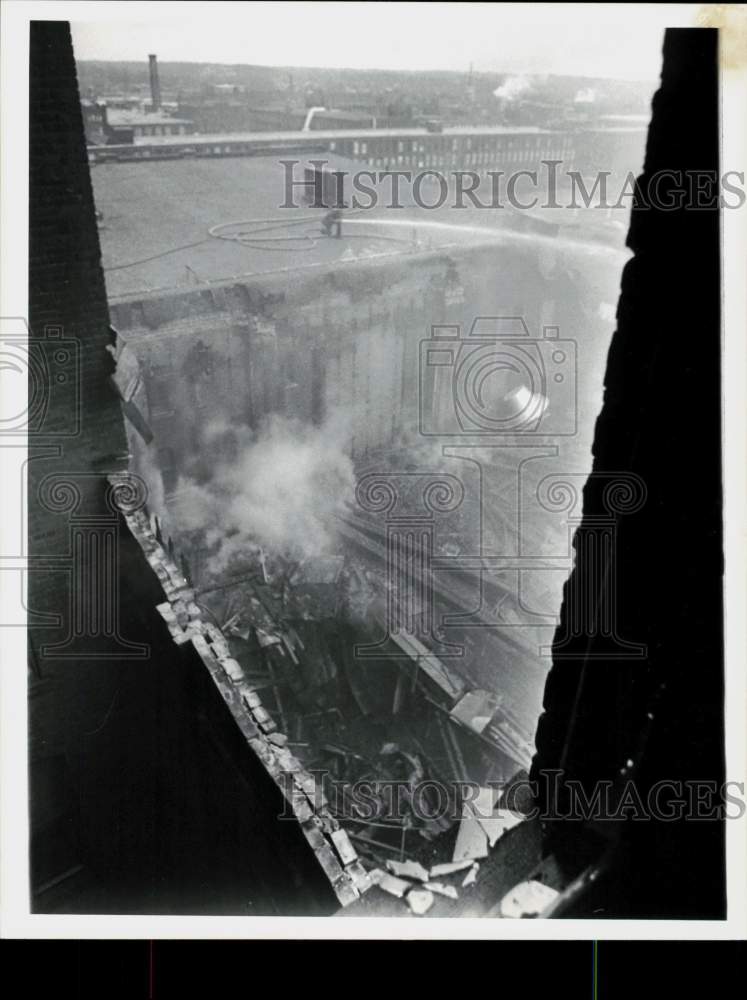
[
  {"xmin": 28, "ymin": 21, "xmax": 335, "ymax": 914},
  {"xmin": 531, "ymin": 28, "xmax": 725, "ymax": 918},
  {"xmin": 110, "ymin": 236, "xmax": 618, "ymax": 497},
  {"xmin": 28, "ymin": 18, "xmax": 149, "ymax": 901}
]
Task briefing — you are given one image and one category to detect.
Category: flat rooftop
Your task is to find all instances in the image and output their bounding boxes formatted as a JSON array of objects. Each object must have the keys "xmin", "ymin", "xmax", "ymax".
[
  {"xmin": 123, "ymin": 123, "xmax": 550, "ymax": 147},
  {"xmin": 92, "ymin": 153, "xmax": 394, "ymax": 299},
  {"xmin": 91, "ymin": 152, "xmax": 549, "ymax": 300},
  {"xmin": 107, "ymin": 109, "xmax": 193, "ymax": 128}
]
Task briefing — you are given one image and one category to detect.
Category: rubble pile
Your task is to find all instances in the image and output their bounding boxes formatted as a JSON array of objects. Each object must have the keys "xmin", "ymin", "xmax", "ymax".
[
  {"xmin": 113, "ymin": 470, "xmax": 540, "ymax": 911},
  {"xmin": 369, "ymin": 858, "xmax": 479, "ymax": 916},
  {"xmin": 118, "ymin": 495, "xmax": 369, "ymax": 907},
  {"xmin": 359, "ymin": 784, "xmax": 538, "ymax": 916}
]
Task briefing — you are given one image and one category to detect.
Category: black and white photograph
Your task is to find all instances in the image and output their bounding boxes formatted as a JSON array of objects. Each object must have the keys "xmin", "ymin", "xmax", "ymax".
[{"xmin": 1, "ymin": 1, "xmax": 745, "ymax": 942}]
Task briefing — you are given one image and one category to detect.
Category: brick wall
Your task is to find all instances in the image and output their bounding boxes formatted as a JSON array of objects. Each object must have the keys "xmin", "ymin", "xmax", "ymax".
[
  {"xmin": 530, "ymin": 28, "xmax": 724, "ymax": 917},
  {"xmin": 27, "ymin": 22, "xmax": 334, "ymax": 913},
  {"xmin": 28, "ymin": 20, "xmax": 140, "ymax": 891}
]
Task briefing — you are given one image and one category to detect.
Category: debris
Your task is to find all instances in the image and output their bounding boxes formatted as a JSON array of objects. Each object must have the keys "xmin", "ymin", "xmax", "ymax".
[
  {"xmin": 390, "ymin": 631, "xmax": 465, "ymax": 701},
  {"xmin": 243, "ymin": 690, "xmax": 262, "ymax": 709},
  {"xmin": 406, "ymin": 888, "xmax": 435, "ymax": 915},
  {"xmin": 429, "ymin": 859, "xmax": 474, "ymax": 879},
  {"xmin": 484, "ymin": 714, "xmax": 534, "ymax": 770},
  {"xmin": 436, "ymin": 714, "xmax": 470, "ymax": 783},
  {"xmin": 119, "ymin": 462, "xmax": 541, "ymax": 912},
  {"xmin": 346, "ymin": 860, "xmax": 374, "ymax": 894},
  {"xmin": 377, "ymin": 873, "xmax": 411, "ymax": 898},
  {"xmin": 313, "ymin": 841, "xmax": 347, "ymax": 884},
  {"xmin": 281, "ymin": 634, "xmax": 300, "ymax": 665},
  {"xmin": 350, "ymin": 830, "xmax": 404, "ymax": 856},
  {"xmin": 222, "ymin": 612, "xmax": 241, "ymax": 633},
  {"xmin": 346, "ymin": 840, "xmax": 388, "ymax": 869},
  {"xmin": 332, "ymin": 874, "xmax": 360, "ymax": 908},
  {"xmin": 418, "ymin": 824, "xmax": 440, "ymax": 842},
  {"xmin": 368, "ymin": 868, "xmax": 386, "ymax": 886},
  {"xmin": 221, "ymin": 657, "xmax": 244, "ymax": 682},
  {"xmin": 450, "ymin": 689, "xmax": 501, "ymax": 735},
  {"xmin": 294, "ymin": 771, "xmax": 320, "ymax": 800},
  {"xmin": 392, "ymin": 671, "xmax": 408, "ymax": 715},
  {"xmin": 236, "ymin": 715, "xmax": 259, "ymax": 740},
  {"xmin": 318, "ymin": 814, "xmax": 338, "ymax": 837},
  {"xmin": 324, "ymin": 742, "xmax": 362, "ymax": 761},
  {"xmin": 452, "ymin": 804, "xmax": 489, "ymax": 862},
  {"xmin": 418, "ymin": 815, "xmax": 454, "ymax": 841},
  {"xmin": 499, "ymin": 880, "xmax": 559, "ymax": 918},
  {"xmin": 209, "ymin": 638, "xmax": 231, "ymax": 659},
  {"xmin": 289, "ymin": 790, "xmax": 313, "ymax": 824},
  {"xmin": 226, "ymin": 621, "xmax": 253, "ymax": 642},
  {"xmin": 464, "ymin": 786, "xmax": 523, "ymax": 846},
  {"xmin": 255, "ymin": 627, "xmax": 282, "ymax": 648},
  {"xmin": 252, "ymin": 705, "xmax": 277, "ymax": 732},
  {"xmin": 424, "ymin": 881, "xmax": 458, "ymax": 900},
  {"xmin": 462, "ymin": 863, "xmax": 479, "ymax": 887},
  {"xmin": 477, "ymin": 807, "xmax": 524, "ymax": 848},
  {"xmin": 469, "ymin": 785, "xmax": 497, "ymax": 819},
  {"xmin": 168, "ymin": 626, "xmax": 193, "ymax": 646},
  {"xmin": 303, "ymin": 822, "xmax": 327, "ymax": 851},
  {"xmin": 331, "ymin": 828, "xmax": 358, "ymax": 867},
  {"xmin": 385, "ymin": 859, "xmax": 430, "ymax": 882},
  {"xmin": 258, "ymin": 548, "xmax": 269, "ymax": 584},
  {"xmin": 172, "ymin": 598, "xmax": 188, "ymax": 624}
]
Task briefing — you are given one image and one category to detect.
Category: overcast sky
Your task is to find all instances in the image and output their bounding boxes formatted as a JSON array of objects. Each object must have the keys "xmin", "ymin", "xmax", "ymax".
[{"xmin": 65, "ymin": 2, "xmax": 698, "ymax": 81}]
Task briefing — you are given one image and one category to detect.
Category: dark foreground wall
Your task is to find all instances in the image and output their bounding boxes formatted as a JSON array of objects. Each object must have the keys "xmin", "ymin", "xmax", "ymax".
[
  {"xmin": 28, "ymin": 21, "xmax": 335, "ymax": 914},
  {"xmin": 531, "ymin": 28, "xmax": 725, "ymax": 918}
]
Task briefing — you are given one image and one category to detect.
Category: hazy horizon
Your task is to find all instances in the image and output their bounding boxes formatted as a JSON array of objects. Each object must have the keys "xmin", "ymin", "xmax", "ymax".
[
  {"xmin": 69, "ymin": 2, "xmax": 697, "ymax": 82},
  {"xmin": 72, "ymin": 57, "xmax": 657, "ymax": 87}
]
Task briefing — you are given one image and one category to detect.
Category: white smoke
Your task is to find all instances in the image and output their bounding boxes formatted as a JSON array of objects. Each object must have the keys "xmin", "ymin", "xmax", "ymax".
[
  {"xmin": 574, "ymin": 87, "xmax": 597, "ymax": 105},
  {"xmin": 493, "ymin": 75, "xmax": 533, "ymax": 102},
  {"xmin": 174, "ymin": 411, "xmax": 355, "ymax": 578}
]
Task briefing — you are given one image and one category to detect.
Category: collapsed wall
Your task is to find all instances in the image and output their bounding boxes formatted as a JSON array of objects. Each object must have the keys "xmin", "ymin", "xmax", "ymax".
[{"xmin": 110, "ymin": 230, "xmax": 627, "ymax": 884}]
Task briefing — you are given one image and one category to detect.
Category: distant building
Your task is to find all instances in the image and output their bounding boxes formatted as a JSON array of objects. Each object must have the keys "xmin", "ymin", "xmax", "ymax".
[
  {"xmin": 88, "ymin": 123, "xmax": 579, "ymax": 172},
  {"xmin": 106, "ymin": 108, "xmax": 193, "ymax": 139},
  {"xmin": 81, "ymin": 100, "xmax": 193, "ymax": 145},
  {"xmin": 177, "ymin": 101, "xmax": 306, "ymax": 135},
  {"xmin": 80, "ymin": 99, "xmax": 109, "ymax": 145}
]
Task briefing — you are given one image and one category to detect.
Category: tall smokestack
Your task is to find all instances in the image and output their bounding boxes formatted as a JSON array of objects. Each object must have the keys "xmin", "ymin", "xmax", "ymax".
[{"xmin": 148, "ymin": 54, "xmax": 161, "ymax": 111}]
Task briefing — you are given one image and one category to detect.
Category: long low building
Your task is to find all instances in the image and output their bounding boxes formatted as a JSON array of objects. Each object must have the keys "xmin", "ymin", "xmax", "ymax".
[{"xmin": 88, "ymin": 121, "xmax": 645, "ymax": 179}]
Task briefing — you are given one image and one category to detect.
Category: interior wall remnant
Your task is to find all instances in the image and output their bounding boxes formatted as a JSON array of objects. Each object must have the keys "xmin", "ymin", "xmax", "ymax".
[
  {"xmin": 531, "ymin": 28, "xmax": 724, "ymax": 918},
  {"xmin": 28, "ymin": 18, "xmax": 141, "ymax": 897},
  {"xmin": 27, "ymin": 20, "xmax": 338, "ymax": 915}
]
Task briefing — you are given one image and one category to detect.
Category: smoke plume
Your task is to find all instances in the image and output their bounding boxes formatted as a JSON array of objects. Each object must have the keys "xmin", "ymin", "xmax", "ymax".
[
  {"xmin": 174, "ymin": 411, "xmax": 355, "ymax": 579},
  {"xmin": 493, "ymin": 75, "xmax": 533, "ymax": 102}
]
